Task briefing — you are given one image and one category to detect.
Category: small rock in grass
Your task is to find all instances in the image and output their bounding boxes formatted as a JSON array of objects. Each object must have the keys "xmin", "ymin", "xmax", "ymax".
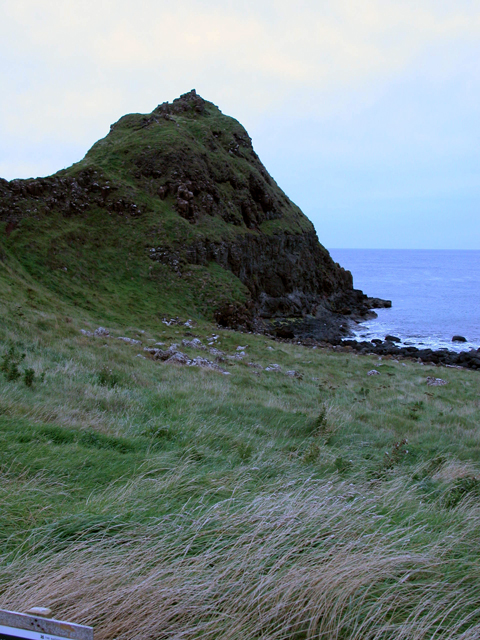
[
  {"xmin": 247, "ymin": 362, "xmax": 263, "ymax": 369},
  {"xmin": 117, "ymin": 336, "xmax": 142, "ymax": 345},
  {"xmin": 182, "ymin": 338, "xmax": 205, "ymax": 349},
  {"xmin": 236, "ymin": 345, "xmax": 248, "ymax": 350},
  {"xmin": 166, "ymin": 352, "xmax": 191, "ymax": 365},
  {"xmin": 265, "ymin": 364, "xmax": 281, "ymax": 372},
  {"xmin": 94, "ymin": 327, "xmax": 110, "ymax": 337},
  {"xmin": 286, "ymin": 370, "xmax": 303, "ymax": 379},
  {"xmin": 80, "ymin": 329, "xmax": 93, "ymax": 337},
  {"xmin": 367, "ymin": 369, "xmax": 380, "ymax": 376},
  {"xmin": 427, "ymin": 376, "xmax": 448, "ymax": 386}
]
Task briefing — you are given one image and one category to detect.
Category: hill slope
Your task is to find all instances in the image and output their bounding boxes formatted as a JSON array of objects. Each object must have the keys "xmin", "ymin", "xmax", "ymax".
[{"xmin": 0, "ymin": 90, "xmax": 380, "ymax": 339}]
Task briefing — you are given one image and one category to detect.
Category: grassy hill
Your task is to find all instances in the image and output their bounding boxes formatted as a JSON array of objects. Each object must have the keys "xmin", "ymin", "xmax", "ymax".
[
  {"xmin": 0, "ymin": 91, "xmax": 479, "ymax": 639},
  {"xmin": 0, "ymin": 90, "xmax": 360, "ymax": 338},
  {"xmin": 0, "ymin": 245, "xmax": 479, "ymax": 639}
]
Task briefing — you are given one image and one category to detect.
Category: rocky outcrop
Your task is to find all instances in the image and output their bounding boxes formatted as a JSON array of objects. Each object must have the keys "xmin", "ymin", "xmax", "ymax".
[
  {"xmin": 0, "ymin": 90, "xmax": 386, "ymax": 340},
  {"xmin": 148, "ymin": 229, "xmax": 355, "ymax": 318},
  {"xmin": 0, "ymin": 169, "xmax": 141, "ymax": 224}
]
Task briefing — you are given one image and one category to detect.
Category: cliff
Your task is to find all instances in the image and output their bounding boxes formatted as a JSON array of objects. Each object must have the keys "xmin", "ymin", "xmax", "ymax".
[{"xmin": 0, "ymin": 90, "xmax": 382, "ymax": 340}]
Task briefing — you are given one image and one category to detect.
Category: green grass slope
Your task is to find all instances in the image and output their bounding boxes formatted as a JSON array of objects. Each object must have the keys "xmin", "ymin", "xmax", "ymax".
[{"xmin": 0, "ymin": 251, "xmax": 479, "ymax": 639}]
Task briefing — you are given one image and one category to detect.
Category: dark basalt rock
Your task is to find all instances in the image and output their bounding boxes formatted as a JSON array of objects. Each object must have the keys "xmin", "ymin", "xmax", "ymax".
[
  {"xmin": 385, "ymin": 335, "xmax": 401, "ymax": 343},
  {"xmin": 368, "ymin": 297, "xmax": 392, "ymax": 308},
  {"xmin": 338, "ymin": 340, "xmax": 480, "ymax": 371},
  {"xmin": 452, "ymin": 335, "xmax": 467, "ymax": 342}
]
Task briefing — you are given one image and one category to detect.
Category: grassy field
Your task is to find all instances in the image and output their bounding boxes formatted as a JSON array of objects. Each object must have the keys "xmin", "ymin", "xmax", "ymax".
[{"xmin": 1, "ymin": 254, "xmax": 480, "ymax": 639}]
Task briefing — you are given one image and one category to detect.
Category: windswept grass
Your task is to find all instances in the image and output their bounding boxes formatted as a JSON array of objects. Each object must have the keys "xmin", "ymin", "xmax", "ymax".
[{"xmin": 0, "ymin": 267, "xmax": 479, "ymax": 638}]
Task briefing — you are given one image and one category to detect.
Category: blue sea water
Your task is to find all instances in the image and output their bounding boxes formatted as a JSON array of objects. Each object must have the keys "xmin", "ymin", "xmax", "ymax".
[{"xmin": 329, "ymin": 249, "xmax": 480, "ymax": 352}]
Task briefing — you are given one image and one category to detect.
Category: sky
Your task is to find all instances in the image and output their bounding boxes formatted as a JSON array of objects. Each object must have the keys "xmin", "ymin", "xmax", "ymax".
[{"xmin": 1, "ymin": 0, "xmax": 479, "ymax": 249}]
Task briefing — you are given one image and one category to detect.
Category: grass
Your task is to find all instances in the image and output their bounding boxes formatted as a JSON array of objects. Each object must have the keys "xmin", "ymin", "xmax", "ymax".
[{"xmin": 0, "ymin": 257, "xmax": 479, "ymax": 639}]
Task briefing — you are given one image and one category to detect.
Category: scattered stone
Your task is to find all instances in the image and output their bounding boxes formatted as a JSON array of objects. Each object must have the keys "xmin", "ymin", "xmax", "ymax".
[
  {"xmin": 236, "ymin": 345, "xmax": 248, "ymax": 350},
  {"xmin": 143, "ymin": 345, "xmax": 228, "ymax": 373},
  {"xmin": 209, "ymin": 347, "xmax": 225, "ymax": 358},
  {"xmin": 135, "ymin": 354, "xmax": 146, "ymax": 359},
  {"xmin": 184, "ymin": 319, "xmax": 194, "ymax": 328},
  {"xmin": 162, "ymin": 317, "xmax": 183, "ymax": 326},
  {"xmin": 154, "ymin": 342, "xmax": 165, "ymax": 346},
  {"xmin": 267, "ymin": 346, "xmax": 274, "ymax": 351},
  {"xmin": 247, "ymin": 362, "xmax": 263, "ymax": 369},
  {"xmin": 189, "ymin": 357, "xmax": 227, "ymax": 373},
  {"xmin": 182, "ymin": 338, "xmax": 205, "ymax": 349},
  {"xmin": 144, "ymin": 344, "xmax": 180, "ymax": 360},
  {"xmin": 265, "ymin": 364, "xmax": 281, "ymax": 372},
  {"xmin": 165, "ymin": 351, "xmax": 190, "ymax": 365},
  {"xmin": 80, "ymin": 329, "xmax": 93, "ymax": 337},
  {"xmin": 367, "ymin": 369, "xmax": 380, "ymax": 376},
  {"xmin": 94, "ymin": 327, "xmax": 110, "ymax": 337},
  {"xmin": 286, "ymin": 370, "xmax": 303, "ymax": 379},
  {"xmin": 117, "ymin": 336, "xmax": 142, "ymax": 345},
  {"xmin": 226, "ymin": 353, "xmax": 245, "ymax": 360},
  {"xmin": 427, "ymin": 376, "xmax": 448, "ymax": 386},
  {"xmin": 452, "ymin": 335, "xmax": 467, "ymax": 342},
  {"xmin": 385, "ymin": 335, "xmax": 401, "ymax": 343}
]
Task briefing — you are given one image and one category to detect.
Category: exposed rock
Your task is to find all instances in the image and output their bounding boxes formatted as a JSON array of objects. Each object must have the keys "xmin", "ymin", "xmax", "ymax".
[
  {"xmin": 367, "ymin": 297, "xmax": 392, "ymax": 309},
  {"xmin": 367, "ymin": 369, "xmax": 380, "ymax": 376},
  {"xmin": 209, "ymin": 347, "xmax": 225, "ymax": 358},
  {"xmin": 385, "ymin": 335, "xmax": 401, "ymax": 343},
  {"xmin": 80, "ymin": 329, "xmax": 93, "ymax": 337},
  {"xmin": 94, "ymin": 327, "xmax": 110, "ymax": 337},
  {"xmin": 181, "ymin": 338, "xmax": 205, "ymax": 349},
  {"xmin": 144, "ymin": 344, "xmax": 179, "ymax": 360},
  {"xmin": 339, "ymin": 339, "xmax": 480, "ymax": 371},
  {"xmin": 117, "ymin": 336, "xmax": 142, "ymax": 345},
  {"xmin": 427, "ymin": 377, "xmax": 448, "ymax": 386},
  {"xmin": 265, "ymin": 364, "xmax": 281, "ymax": 372},
  {"xmin": 286, "ymin": 370, "xmax": 303, "ymax": 379},
  {"xmin": 452, "ymin": 335, "xmax": 467, "ymax": 342},
  {"xmin": 166, "ymin": 352, "xmax": 190, "ymax": 365}
]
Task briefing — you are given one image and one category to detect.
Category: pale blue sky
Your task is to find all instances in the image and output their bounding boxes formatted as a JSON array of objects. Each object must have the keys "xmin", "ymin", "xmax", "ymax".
[{"xmin": 1, "ymin": 0, "xmax": 479, "ymax": 249}]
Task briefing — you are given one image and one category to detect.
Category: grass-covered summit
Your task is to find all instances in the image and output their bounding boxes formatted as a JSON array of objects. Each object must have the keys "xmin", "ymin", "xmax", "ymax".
[{"xmin": 0, "ymin": 90, "xmax": 374, "ymax": 337}]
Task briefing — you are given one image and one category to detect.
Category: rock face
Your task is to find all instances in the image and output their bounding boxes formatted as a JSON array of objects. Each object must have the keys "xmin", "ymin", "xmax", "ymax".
[{"xmin": 0, "ymin": 90, "xmax": 383, "ymax": 339}]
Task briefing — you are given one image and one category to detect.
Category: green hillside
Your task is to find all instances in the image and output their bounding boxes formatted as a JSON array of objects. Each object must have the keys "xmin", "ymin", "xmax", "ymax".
[
  {"xmin": 0, "ymin": 90, "xmax": 357, "ymax": 336},
  {"xmin": 0, "ymin": 91, "xmax": 479, "ymax": 639}
]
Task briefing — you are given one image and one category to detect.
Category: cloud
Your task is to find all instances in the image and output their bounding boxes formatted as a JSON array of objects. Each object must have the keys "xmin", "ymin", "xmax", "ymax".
[{"xmin": 1, "ymin": 0, "xmax": 479, "ymax": 248}]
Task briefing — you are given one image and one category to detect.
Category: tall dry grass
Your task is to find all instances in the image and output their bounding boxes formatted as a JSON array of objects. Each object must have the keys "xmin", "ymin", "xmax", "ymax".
[{"xmin": 2, "ymin": 473, "xmax": 479, "ymax": 640}]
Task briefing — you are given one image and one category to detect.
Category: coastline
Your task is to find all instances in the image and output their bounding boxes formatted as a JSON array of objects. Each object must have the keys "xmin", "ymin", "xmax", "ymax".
[{"xmin": 328, "ymin": 248, "xmax": 480, "ymax": 355}]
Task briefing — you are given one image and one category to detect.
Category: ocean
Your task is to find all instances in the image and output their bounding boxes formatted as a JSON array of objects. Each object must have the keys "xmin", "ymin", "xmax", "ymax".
[{"xmin": 329, "ymin": 249, "xmax": 480, "ymax": 352}]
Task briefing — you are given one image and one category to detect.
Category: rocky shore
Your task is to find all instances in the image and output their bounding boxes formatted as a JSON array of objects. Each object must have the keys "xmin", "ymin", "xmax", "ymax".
[{"xmin": 336, "ymin": 337, "xmax": 480, "ymax": 371}]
